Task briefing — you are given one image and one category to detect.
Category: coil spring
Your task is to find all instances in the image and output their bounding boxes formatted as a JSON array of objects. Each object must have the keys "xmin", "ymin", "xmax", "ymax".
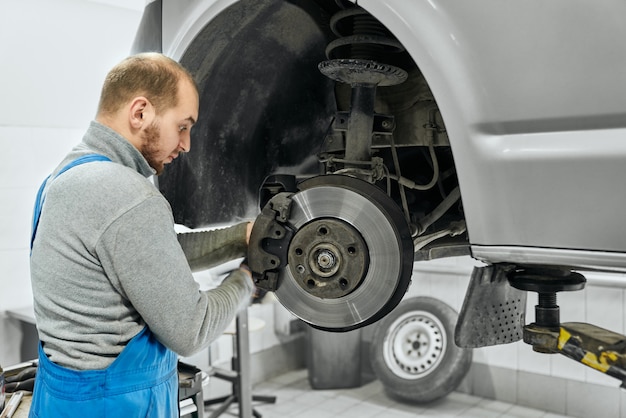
[{"xmin": 325, "ymin": 4, "xmax": 405, "ymax": 61}]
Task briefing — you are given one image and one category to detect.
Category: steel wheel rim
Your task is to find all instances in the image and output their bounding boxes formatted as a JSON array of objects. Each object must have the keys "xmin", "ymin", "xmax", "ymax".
[{"xmin": 382, "ymin": 310, "xmax": 447, "ymax": 380}]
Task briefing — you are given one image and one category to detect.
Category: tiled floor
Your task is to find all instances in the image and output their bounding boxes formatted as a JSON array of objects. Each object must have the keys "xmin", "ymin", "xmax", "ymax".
[{"xmin": 204, "ymin": 369, "xmax": 576, "ymax": 418}]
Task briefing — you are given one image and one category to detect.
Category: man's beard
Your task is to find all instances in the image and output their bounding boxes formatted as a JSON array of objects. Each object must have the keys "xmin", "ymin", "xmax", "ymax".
[{"xmin": 140, "ymin": 121, "xmax": 165, "ymax": 175}]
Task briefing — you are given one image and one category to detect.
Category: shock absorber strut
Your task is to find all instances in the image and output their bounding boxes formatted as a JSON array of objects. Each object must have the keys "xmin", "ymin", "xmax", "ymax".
[{"xmin": 319, "ymin": 1, "xmax": 407, "ymax": 179}]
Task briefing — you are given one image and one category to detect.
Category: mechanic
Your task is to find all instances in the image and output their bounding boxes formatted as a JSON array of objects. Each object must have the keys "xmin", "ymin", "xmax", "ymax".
[{"xmin": 28, "ymin": 53, "xmax": 255, "ymax": 417}]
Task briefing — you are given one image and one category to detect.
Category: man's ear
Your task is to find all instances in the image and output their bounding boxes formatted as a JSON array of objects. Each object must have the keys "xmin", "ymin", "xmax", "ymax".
[{"xmin": 129, "ymin": 97, "xmax": 153, "ymax": 130}]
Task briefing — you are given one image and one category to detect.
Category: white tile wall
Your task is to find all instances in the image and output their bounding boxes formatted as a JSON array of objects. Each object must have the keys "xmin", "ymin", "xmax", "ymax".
[
  {"xmin": 586, "ymin": 286, "xmax": 624, "ymax": 332},
  {"xmin": 517, "ymin": 340, "xmax": 551, "ymax": 375},
  {"xmin": 551, "ymin": 354, "xmax": 585, "ymax": 382},
  {"xmin": 0, "ymin": 0, "xmax": 143, "ymax": 129},
  {"xmin": 0, "ymin": 125, "xmax": 90, "ymax": 364},
  {"xmin": 566, "ymin": 378, "xmax": 621, "ymax": 418},
  {"xmin": 0, "ymin": 126, "xmax": 84, "ymax": 302},
  {"xmin": 0, "ymin": 0, "xmax": 143, "ymax": 365}
]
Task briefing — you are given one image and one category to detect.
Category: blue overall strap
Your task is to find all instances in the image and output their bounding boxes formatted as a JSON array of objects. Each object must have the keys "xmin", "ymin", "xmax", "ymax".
[{"xmin": 30, "ymin": 154, "xmax": 112, "ymax": 250}]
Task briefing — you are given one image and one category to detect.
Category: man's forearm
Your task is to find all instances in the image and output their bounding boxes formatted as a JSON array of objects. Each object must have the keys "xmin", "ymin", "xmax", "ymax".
[{"xmin": 177, "ymin": 222, "xmax": 249, "ymax": 271}]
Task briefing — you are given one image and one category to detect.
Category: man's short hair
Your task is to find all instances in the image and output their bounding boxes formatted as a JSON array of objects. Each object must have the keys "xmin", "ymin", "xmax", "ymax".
[{"xmin": 97, "ymin": 53, "xmax": 196, "ymax": 117}]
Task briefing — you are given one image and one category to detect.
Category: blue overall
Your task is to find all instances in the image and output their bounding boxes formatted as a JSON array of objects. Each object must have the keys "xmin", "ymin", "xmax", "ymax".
[{"xmin": 29, "ymin": 155, "xmax": 179, "ymax": 417}]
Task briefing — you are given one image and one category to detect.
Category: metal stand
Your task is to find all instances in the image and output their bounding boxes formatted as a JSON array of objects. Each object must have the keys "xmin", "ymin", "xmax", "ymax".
[
  {"xmin": 179, "ymin": 362, "xmax": 205, "ymax": 418},
  {"xmin": 204, "ymin": 309, "xmax": 276, "ymax": 418}
]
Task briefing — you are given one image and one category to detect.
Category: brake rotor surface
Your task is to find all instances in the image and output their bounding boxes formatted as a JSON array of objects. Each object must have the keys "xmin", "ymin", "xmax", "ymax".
[{"xmin": 274, "ymin": 175, "xmax": 414, "ymax": 331}]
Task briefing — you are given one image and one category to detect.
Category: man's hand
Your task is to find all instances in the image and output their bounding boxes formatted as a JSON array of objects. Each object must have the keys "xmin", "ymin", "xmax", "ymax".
[
  {"xmin": 239, "ymin": 262, "xmax": 252, "ymax": 278},
  {"xmin": 245, "ymin": 221, "xmax": 254, "ymax": 245}
]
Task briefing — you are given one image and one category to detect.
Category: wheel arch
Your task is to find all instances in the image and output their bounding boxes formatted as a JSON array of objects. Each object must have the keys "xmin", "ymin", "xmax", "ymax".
[
  {"xmin": 158, "ymin": 0, "xmax": 478, "ymax": 235},
  {"xmin": 158, "ymin": 0, "xmax": 338, "ymax": 227}
]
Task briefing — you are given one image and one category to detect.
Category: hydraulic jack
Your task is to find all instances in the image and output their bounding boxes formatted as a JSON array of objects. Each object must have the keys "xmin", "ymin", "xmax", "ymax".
[
  {"xmin": 456, "ymin": 265, "xmax": 626, "ymax": 388},
  {"xmin": 509, "ymin": 268, "xmax": 626, "ymax": 387}
]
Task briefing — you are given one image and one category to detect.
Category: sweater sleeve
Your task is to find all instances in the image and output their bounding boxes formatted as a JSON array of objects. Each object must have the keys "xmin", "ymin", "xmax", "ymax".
[
  {"xmin": 96, "ymin": 196, "xmax": 255, "ymax": 356},
  {"xmin": 177, "ymin": 222, "xmax": 249, "ymax": 272}
]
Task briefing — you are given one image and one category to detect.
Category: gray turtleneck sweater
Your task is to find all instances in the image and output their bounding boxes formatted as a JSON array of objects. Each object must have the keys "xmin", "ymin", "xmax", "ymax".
[{"xmin": 30, "ymin": 121, "xmax": 255, "ymax": 370}]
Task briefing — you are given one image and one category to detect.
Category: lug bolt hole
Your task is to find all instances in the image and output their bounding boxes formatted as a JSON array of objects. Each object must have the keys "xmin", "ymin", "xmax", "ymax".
[
  {"xmin": 318, "ymin": 227, "xmax": 328, "ymax": 235},
  {"xmin": 339, "ymin": 278, "xmax": 348, "ymax": 289},
  {"xmin": 307, "ymin": 279, "xmax": 316, "ymax": 288}
]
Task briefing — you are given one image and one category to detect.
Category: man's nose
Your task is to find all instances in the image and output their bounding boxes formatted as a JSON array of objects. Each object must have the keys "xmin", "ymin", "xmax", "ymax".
[{"xmin": 180, "ymin": 134, "xmax": 191, "ymax": 153}]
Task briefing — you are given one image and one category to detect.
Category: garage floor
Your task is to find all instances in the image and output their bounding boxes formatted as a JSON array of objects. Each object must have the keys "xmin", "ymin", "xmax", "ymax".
[{"xmin": 204, "ymin": 368, "xmax": 576, "ymax": 418}]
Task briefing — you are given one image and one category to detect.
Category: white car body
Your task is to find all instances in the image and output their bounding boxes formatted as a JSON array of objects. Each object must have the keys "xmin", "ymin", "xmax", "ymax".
[
  {"xmin": 132, "ymin": 0, "xmax": 626, "ymax": 393},
  {"xmin": 143, "ymin": 0, "xmax": 626, "ymax": 274}
]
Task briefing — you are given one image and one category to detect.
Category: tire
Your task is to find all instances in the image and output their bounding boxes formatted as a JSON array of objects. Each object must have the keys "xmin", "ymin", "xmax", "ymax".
[{"xmin": 370, "ymin": 296, "xmax": 472, "ymax": 404}]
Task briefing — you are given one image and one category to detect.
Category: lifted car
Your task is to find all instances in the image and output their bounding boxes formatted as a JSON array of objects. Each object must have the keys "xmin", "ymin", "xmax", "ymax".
[{"xmin": 133, "ymin": 0, "xmax": 626, "ymax": 399}]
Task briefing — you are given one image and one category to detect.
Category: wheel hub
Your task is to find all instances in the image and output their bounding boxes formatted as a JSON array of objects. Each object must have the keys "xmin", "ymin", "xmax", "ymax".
[{"xmin": 288, "ymin": 218, "xmax": 368, "ymax": 299}]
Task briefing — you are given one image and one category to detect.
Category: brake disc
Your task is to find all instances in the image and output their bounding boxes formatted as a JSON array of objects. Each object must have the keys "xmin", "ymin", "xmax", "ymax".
[{"xmin": 273, "ymin": 175, "xmax": 414, "ymax": 332}]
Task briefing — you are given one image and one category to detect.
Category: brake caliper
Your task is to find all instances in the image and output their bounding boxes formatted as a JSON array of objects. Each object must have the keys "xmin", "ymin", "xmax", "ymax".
[{"xmin": 247, "ymin": 192, "xmax": 295, "ymax": 291}]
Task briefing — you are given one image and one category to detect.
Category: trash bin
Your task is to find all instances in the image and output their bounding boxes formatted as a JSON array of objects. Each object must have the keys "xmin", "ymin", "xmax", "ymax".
[{"xmin": 306, "ymin": 327, "xmax": 362, "ymax": 389}]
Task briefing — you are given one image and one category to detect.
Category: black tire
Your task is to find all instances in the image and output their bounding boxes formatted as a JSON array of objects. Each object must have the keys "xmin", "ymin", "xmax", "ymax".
[{"xmin": 370, "ymin": 296, "xmax": 472, "ymax": 404}]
